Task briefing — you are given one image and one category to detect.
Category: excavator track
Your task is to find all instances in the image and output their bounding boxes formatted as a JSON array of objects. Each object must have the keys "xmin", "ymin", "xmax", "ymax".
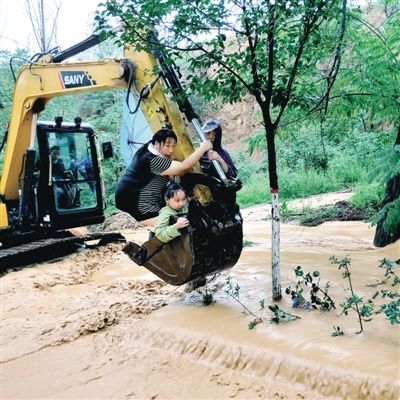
[{"xmin": 0, "ymin": 232, "xmax": 125, "ymax": 272}]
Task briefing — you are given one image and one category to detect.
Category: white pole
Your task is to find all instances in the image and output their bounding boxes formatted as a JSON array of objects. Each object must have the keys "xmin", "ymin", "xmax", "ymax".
[{"xmin": 271, "ymin": 189, "xmax": 282, "ymax": 300}]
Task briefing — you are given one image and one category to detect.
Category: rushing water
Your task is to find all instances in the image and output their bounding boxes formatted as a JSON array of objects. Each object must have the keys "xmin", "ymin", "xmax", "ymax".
[{"xmin": 1, "ymin": 220, "xmax": 399, "ymax": 399}]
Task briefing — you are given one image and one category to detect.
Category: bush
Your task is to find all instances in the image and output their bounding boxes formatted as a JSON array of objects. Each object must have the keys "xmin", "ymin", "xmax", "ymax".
[{"xmin": 350, "ymin": 182, "xmax": 384, "ymax": 211}]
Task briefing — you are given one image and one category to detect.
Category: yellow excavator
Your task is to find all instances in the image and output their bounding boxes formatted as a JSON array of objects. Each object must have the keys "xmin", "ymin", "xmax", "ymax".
[{"xmin": 0, "ymin": 34, "xmax": 243, "ymax": 284}]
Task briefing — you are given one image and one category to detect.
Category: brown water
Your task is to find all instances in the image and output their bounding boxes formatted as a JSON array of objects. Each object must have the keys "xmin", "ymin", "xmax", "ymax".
[{"xmin": 1, "ymin": 215, "xmax": 399, "ymax": 399}]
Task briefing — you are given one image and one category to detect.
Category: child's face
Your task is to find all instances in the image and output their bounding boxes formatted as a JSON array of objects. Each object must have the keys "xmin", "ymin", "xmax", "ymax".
[{"xmin": 166, "ymin": 190, "xmax": 186, "ymax": 211}]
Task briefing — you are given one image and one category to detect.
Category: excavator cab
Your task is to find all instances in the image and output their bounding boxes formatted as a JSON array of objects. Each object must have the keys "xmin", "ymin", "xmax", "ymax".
[
  {"xmin": 123, "ymin": 173, "xmax": 243, "ymax": 286},
  {"xmin": 30, "ymin": 117, "xmax": 105, "ymax": 231},
  {"xmin": 0, "ymin": 115, "xmax": 112, "ymax": 257},
  {"xmin": 0, "ymin": 114, "xmax": 130, "ymax": 268}
]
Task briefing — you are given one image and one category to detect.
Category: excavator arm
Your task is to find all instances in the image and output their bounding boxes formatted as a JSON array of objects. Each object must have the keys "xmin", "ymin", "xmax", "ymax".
[
  {"xmin": 2, "ymin": 59, "xmax": 130, "ymax": 201},
  {"xmin": 1, "ymin": 54, "xmax": 194, "ymax": 202}
]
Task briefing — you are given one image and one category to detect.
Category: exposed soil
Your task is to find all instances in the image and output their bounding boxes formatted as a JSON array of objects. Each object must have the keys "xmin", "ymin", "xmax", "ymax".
[
  {"xmin": 297, "ymin": 200, "xmax": 370, "ymax": 226},
  {"xmin": 93, "ymin": 211, "xmax": 145, "ymax": 232}
]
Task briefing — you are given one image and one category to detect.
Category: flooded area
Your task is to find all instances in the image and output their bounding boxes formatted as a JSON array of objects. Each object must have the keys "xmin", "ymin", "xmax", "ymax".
[{"xmin": 1, "ymin": 193, "xmax": 399, "ymax": 399}]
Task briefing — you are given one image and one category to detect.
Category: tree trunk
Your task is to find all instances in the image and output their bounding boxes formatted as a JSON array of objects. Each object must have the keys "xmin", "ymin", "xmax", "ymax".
[
  {"xmin": 265, "ymin": 121, "xmax": 282, "ymax": 301},
  {"xmin": 373, "ymin": 126, "xmax": 400, "ymax": 247},
  {"xmin": 39, "ymin": 0, "xmax": 46, "ymax": 52}
]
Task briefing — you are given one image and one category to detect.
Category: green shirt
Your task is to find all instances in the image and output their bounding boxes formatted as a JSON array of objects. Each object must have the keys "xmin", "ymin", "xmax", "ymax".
[{"xmin": 155, "ymin": 204, "xmax": 189, "ymax": 243}]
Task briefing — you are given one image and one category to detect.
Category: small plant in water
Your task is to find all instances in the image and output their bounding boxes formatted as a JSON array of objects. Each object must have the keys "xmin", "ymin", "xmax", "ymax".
[
  {"xmin": 331, "ymin": 326, "xmax": 344, "ymax": 337},
  {"xmin": 330, "ymin": 255, "xmax": 374, "ymax": 334},
  {"xmin": 225, "ymin": 276, "xmax": 263, "ymax": 324},
  {"xmin": 375, "ymin": 258, "xmax": 400, "ymax": 325},
  {"xmin": 225, "ymin": 276, "xmax": 298, "ymax": 329},
  {"xmin": 267, "ymin": 304, "xmax": 300, "ymax": 324},
  {"xmin": 248, "ymin": 299, "xmax": 267, "ymax": 329},
  {"xmin": 379, "ymin": 300, "xmax": 400, "ymax": 324},
  {"xmin": 202, "ymin": 291, "xmax": 214, "ymax": 306},
  {"xmin": 377, "ymin": 258, "xmax": 400, "ymax": 286},
  {"xmin": 286, "ymin": 266, "xmax": 335, "ymax": 311}
]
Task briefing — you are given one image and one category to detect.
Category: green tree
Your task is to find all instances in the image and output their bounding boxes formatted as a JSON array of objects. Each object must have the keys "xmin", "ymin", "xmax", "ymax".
[
  {"xmin": 303, "ymin": 0, "xmax": 400, "ymax": 245},
  {"xmin": 96, "ymin": 0, "xmax": 347, "ymax": 300},
  {"xmin": 244, "ymin": 0, "xmax": 400, "ymax": 246},
  {"xmin": 343, "ymin": 2, "xmax": 400, "ymax": 246}
]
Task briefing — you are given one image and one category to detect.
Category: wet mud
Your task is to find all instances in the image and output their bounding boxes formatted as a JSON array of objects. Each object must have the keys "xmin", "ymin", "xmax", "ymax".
[{"xmin": 1, "ymin": 193, "xmax": 399, "ymax": 399}]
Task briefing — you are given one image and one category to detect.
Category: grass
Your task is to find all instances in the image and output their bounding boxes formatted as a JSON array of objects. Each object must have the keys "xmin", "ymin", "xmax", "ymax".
[{"xmin": 236, "ymin": 174, "xmax": 269, "ymax": 207}]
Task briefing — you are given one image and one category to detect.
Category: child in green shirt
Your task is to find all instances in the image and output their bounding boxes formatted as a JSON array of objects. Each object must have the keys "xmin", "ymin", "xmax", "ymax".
[{"xmin": 155, "ymin": 182, "xmax": 189, "ymax": 243}]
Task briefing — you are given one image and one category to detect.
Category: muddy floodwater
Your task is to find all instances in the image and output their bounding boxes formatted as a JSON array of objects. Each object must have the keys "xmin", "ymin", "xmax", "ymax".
[{"xmin": 1, "ymin": 195, "xmax": 399, "ymax": 400}]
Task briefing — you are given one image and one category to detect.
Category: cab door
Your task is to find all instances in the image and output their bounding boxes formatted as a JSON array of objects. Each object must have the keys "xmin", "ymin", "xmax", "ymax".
[{"xmin": 36, "ymin": 121, "xmax": 105, "ymax": 229}]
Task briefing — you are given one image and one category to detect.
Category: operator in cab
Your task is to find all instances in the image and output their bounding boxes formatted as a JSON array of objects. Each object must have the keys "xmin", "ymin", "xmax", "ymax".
[
  {"xmin": 51, "ymin": 145, "xmax": 78, "ymax": 209},
  {"xmin": 115, "ymin": 128, "xmax": 212, "ymax": 223},
  {"xmin": 50, "ymin": 145, "xmax": 66, "ymax": 177}
]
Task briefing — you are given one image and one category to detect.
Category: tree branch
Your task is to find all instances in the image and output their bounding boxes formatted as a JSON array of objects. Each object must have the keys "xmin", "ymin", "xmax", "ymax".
[
  {"xmin": 116, "ymin": 10, "xmax": 254, "ymax": 95},
  {"xmin": 46, "ymin": 0, "xmax": 63, "ymax": 50},
  {"xmin": 348, "ymin": 10, "xmax": 399, "ymax": 66},
  {"xmin": 301, "ymin": 0, "xmax": 347, "ymax": 118},
  {"xmin": 187, "ymin": 1, "xmax": 246, "ymax": 36},
  {"xmin": 279, "ymin": 91, "xmax": 385, "ymax": 129},
  {"xmin": 243, "ymin": 1, "xmax": 262, "ymax": 100},
  {"xmin": 263, "ymin": 1, "xmax": 276, "ymax": 125}
]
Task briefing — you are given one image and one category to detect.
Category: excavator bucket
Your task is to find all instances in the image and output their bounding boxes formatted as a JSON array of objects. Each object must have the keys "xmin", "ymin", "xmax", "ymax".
[{"xmin": 123, "ymin": 173, "xmax": 243, "ymax": 285}]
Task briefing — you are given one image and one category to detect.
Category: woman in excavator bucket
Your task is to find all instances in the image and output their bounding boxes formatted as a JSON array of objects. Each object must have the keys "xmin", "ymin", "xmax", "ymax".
[{"xmin": 115, "ymin": 128, "xmax": 212, "ymax": 223}]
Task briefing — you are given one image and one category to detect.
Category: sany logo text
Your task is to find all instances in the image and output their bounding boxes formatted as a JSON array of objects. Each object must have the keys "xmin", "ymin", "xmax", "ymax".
[
  {"xmin": 64, "ymin": 74, "xmax": 85, "ymax": 85},
  {"xmin": 59, "ymin": 71, "xmax": 96, "ymax": 89}
]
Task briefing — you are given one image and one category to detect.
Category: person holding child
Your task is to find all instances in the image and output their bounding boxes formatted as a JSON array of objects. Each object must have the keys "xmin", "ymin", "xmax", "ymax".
[
  {"xmin": 115, "ymin": 128, "xmax": 212, "ymax": 222},
  {"xmin": 155, "ymin": 182, "xmax": 189, "ymax": 243}
]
